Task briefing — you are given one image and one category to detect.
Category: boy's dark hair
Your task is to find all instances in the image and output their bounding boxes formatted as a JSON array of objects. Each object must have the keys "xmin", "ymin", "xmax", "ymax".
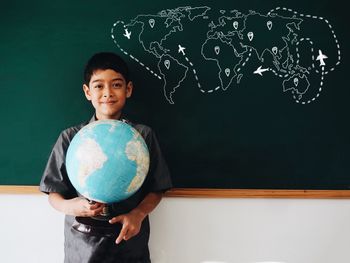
[{"xmin": 83, "ymin": 52, "xmax": 130, "ymax": 85}]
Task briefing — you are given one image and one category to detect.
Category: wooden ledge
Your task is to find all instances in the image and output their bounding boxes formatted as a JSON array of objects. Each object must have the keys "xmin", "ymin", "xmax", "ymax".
[
  {"xmin": 164, "ymin": 188, "xmax": 350, "ymax": 199},
  {"xmin": 0, "ymin": 185, "xmax": 41, "ymax": 195},
  {"xmin": 1, "ymin": 186, "xmax": 350, "ymax": 198}
]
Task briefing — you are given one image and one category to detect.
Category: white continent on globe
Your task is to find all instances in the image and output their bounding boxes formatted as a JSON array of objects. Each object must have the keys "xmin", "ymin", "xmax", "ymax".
[
  {"xmin": 125, "ymin": 133, "xmax": 150, "ymax": 193},
  {"xmin": 76, "ymin": 138, "xmax": 108, "ymax": 187}
]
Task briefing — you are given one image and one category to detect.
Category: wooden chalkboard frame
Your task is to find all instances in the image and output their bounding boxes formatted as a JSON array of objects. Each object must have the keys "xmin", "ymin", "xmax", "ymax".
[{"xmin": 1, "ymin": 186, "xmax": 350, "ymax": 198}]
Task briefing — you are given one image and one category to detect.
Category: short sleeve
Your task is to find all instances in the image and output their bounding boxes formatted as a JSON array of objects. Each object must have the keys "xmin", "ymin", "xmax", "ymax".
[
  {"xmin": 143, "ymin": 128, "xmax": 172, "ymax": 193},
  {"xmin": 39, "ymin": 131, "xmax": 77, "ymax": 198}
]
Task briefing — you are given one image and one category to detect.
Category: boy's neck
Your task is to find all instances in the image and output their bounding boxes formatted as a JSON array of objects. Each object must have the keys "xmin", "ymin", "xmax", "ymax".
[{"xmin": 95, "ymin": 112, "xmax": 122, "ymax": 121}]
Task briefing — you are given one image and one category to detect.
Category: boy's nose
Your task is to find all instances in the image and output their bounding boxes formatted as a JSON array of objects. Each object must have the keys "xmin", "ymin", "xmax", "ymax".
[{"xmin": 103, "ymin": 87, "xmax": 113, "ymax": 97}]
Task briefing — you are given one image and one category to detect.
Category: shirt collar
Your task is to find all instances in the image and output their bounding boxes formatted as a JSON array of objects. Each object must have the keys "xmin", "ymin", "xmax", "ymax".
[
  {"xmin": 88, "ymin": 115, "xmax": 97, "ymax": 123},
  {"xmin": 88, "ymin": 114, "xmax": 131, "ymax": 125}
]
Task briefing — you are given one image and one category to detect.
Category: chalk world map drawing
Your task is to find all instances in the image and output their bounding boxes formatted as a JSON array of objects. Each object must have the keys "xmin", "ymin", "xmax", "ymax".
[{"xmin": 111, "ymin": 6, "xmax": 341, "ymax": 105}]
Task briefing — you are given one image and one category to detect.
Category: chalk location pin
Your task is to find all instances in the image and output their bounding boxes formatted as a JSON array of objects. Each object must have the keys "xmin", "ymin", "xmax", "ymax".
[
  {"xmin": 247, "ymin": 32, "xmax": 254, "ymax": 41},
  {"xmin": 233, "ymin": 21, "xmax": 238, "ymax": 30},
  {"xmin": 225, "ymin": 68, "xmax": 231, "ymax": 77},
  {"xmin": 267, "ymin": 21, "xmax": 273, "ymax": 30},
  {"xmin": 164, "ymin": 60, "xmax": 170, "ymax": 69},
  {"xmin": 214, "ymin": 46, "xmax": 220, "ymax": 55},
  {"xmin": 294, "ymin": 77, "xmax": 299, "ymax": 86},
  {"xmin": 149, "ymin": 19, "xmax": 155, "ymax": 28},
  {"xmin": 272, "ymin": 46, "xmax": 278, "ymax": 55}
]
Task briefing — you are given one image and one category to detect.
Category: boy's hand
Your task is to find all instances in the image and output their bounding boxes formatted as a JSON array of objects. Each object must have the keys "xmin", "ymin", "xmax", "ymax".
[
  {"xmin": 107, "ymin": 192, "xmax": 163, "ymax": 244},
  {"xmin": 64, "ymin": 197, "xmax": 105, "ymax": 217},
  {"xmin": 109, "ymin": 209, "xmax": 146, "ymax": 244},
  {"xmin": 48, "ymin": 192, "xmax": 105, "ymax": 217}
]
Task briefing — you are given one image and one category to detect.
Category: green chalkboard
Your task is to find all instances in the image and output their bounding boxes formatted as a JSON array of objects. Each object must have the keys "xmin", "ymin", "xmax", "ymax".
[{"xmin": 0, "ymin": 0, "xmax": 349, "ymax": 189}]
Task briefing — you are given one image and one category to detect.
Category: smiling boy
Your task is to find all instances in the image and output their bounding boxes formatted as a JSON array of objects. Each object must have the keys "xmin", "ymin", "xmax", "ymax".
[
  {"xmin": 83, "ymin": 68, "xmax": 132, "ymax": 120},
  {"xmin": 40, "ymin": 52, "xmax": 172, "ymax": 262}
]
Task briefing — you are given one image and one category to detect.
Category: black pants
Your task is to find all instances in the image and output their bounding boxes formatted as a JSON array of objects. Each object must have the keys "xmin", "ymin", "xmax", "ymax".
[{"xmin": 64, "ymin": 216, "xmax": 151, "ymax": 263}]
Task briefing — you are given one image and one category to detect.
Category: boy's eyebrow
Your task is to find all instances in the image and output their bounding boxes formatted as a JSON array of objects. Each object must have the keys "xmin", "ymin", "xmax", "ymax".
[{"xmin": 91, "ymin": 78, "xmax": 124, "ymax": 83}]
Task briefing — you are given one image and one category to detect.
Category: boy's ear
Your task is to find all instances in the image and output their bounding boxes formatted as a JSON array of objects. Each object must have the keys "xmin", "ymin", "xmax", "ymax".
[
  {"xmin": 126, "ymin": 81, "xmax": 133, "ymax": 98},
  {"xmin": 83, "ymin": 84, "xmax": 92, "ymax": 100}
]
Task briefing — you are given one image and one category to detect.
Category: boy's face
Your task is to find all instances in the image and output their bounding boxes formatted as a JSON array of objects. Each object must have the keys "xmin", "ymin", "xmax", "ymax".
[{"xmin": 83, "ymin": 69, "xmax": 133, "ymax": 120}]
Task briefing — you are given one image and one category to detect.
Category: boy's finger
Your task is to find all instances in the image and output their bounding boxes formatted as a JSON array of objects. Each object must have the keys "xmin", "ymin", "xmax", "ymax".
[
  {"xmin": 115, "ymin": 227, "xmax": 128, "ymax": 244},
  {"xmin": 109, "ymin": 215, "xmax": 123, "ymax": 224},
  {"xmin": 90, "ymin": 202, "xmax": 104, "ymax": 210}
]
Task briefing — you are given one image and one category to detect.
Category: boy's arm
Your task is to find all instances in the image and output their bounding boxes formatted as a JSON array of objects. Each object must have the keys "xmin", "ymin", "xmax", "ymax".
[
  {"xmin": 109, "ymin": 192, "xmax": 163, "ymax": 244},
  {"xmin": 48, "ymin": 192, "xmax": 104, "ymax": 217}
]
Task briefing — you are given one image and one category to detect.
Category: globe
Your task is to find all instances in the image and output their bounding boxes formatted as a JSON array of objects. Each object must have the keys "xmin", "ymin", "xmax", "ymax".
[{"xmin": 66, "ymin": 119, "xmax": 150, "ymax": 204}]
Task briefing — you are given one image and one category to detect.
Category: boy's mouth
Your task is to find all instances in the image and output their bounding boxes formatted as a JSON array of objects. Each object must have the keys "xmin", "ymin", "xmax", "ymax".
[{"xmin": 101, "ymin": 100, "xmax": 116, "ymax": 104}]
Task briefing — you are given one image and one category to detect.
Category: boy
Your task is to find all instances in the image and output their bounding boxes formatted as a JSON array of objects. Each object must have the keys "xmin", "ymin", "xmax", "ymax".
[{"xmin": 40, "ymin": 52, "xmax": 172, "ymax": 262}]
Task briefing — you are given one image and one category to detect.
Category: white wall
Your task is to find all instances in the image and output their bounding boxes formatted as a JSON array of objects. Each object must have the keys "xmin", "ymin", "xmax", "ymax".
[
  {"xmin": 1, "ymin": 194, "xmax": 350, "ymax": 263},
  {"xmin": 150, "ymin": 198, "xmax": 350, "ymax": 263},
  {"xmin": 0, "ymin": 194, "xmax": 65, "ymax": 263}
]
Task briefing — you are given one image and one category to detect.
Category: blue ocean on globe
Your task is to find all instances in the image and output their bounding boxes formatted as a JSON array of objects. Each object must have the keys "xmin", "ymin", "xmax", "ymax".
[{"xmin": 66, "ymin": 120, "xmax": 150, "ymax": 203}]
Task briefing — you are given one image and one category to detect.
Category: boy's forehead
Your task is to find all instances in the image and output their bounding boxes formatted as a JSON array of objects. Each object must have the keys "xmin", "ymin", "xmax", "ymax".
[{"xmin": 90, "ymin": 69, "xmax": 126, "ymax": 82}]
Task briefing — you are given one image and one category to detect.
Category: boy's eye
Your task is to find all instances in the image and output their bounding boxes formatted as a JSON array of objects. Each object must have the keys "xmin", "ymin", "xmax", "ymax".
[
  {"xmin": 112, "ymin": 83, "xmax": 122, "ymax": 88},
  {"xmin": 94, "ymin": 84, "xmax": 103, "ymax": 89}
]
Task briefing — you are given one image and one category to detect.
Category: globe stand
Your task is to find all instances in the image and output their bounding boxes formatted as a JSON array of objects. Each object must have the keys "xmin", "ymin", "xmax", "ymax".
[
  {"xmin": 88, "ymin": 200, "xmax": 113, "ymax": 221},
  {"xmin": 92, "ymin": 205, "xmax": 113, "ymax": 221}
]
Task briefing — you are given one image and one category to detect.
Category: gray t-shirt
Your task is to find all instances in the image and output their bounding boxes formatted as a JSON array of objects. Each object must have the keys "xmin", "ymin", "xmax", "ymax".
[{"xmin": 39, "ymin": 115, "xmax": 172, "ymax": 262}]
